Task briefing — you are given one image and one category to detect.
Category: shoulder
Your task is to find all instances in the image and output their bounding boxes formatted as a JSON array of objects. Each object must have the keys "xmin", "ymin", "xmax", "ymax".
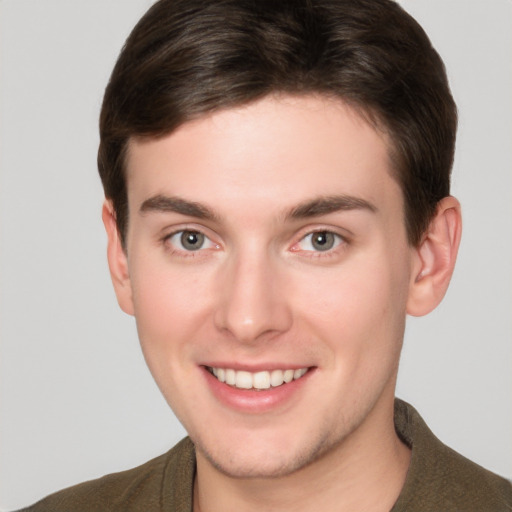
[
  {"xmin": 16, "ymin": 437, "xmax": 195, "ymax": 512},
  {"xmin": 393, "ymin": 399, "xmax": 512, "ymax": 512}
]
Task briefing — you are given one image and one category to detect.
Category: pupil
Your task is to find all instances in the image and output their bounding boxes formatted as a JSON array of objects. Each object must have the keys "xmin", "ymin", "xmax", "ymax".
[
  {"xmin": 312, "ymin": 232, "xmax": 334, "ymax": 251},
  {"xmin": 181, "ymin": 231, "xmax": 204, "ymax": 251}
]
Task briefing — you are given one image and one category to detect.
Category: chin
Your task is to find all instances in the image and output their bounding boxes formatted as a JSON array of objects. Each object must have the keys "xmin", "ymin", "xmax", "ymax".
[
  {"xmin": 199, "ymin": 446, "xmax": 310, "ymax": 479},
  {"xmin": 193, "ymin": 428, "xmax": 335, "ymax": 479}
]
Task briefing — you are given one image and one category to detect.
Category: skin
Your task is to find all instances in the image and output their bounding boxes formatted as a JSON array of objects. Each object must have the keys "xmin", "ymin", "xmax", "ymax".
[{"xmin": 104, "ymin": 95, "xmax": 461, "ymax": 511}]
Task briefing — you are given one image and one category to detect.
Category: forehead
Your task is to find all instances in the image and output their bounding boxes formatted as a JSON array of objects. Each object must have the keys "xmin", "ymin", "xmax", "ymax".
[{"xmin": 125, "ymin": 95, "xmax": 399, "ymax": 217}]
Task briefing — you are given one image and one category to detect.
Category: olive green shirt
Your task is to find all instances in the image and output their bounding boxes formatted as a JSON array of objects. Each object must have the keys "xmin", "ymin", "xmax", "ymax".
[{"xmin": 19, "ymin": 400, "xmax": 512, "ymax": 511}]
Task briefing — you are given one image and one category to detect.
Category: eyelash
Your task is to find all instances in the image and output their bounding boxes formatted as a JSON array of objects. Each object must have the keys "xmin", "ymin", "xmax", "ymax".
[
  {"xmin": 290, "ymin": 230, "xmax": 348, "ymax": 259},
  {"xmin": 161, "ymin": 228, "xmax": 348, "ymax": 259},
  {"xmin": 162, "ymin": 228, "xmax": 219, "ymax": 258}
]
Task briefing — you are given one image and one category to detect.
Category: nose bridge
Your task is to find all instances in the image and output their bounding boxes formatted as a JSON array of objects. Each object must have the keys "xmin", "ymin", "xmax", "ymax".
[{"xmin": 214, "ymin": 243, "xmax": 292, "ymax": 343}]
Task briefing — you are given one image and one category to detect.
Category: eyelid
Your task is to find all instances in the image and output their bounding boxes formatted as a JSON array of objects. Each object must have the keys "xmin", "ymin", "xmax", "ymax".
[
  {"xmin": 289, "ymin": 226, "xmax": 350, "ymax": 255},
  {"xmin": 299, "ymin": 232, "xmax": 342, "ymax": 250},
  {"xmin": 161, "ymin": 225, "xmax": 221, "ymax": 254}
]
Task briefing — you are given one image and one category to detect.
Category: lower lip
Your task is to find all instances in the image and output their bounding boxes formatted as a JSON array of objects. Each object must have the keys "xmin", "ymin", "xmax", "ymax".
[{"xmin": 201, "ymin": 367, "xmax": 313, "ymax": 414}]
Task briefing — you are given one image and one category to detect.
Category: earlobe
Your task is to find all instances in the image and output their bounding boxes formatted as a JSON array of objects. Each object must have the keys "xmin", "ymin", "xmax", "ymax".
[
  {"xmin": 406, "ymin": 196, "xmax": 462, "ymax": 317},
  {"xmin": 102, "ymin": 200, "xmax": 135, "ymax": 316}
]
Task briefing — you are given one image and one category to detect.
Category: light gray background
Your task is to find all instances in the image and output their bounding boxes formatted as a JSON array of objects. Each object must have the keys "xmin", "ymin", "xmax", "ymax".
[{"xmin": 1, "ymin": 1, "xmax": 510, "ymax": 509}]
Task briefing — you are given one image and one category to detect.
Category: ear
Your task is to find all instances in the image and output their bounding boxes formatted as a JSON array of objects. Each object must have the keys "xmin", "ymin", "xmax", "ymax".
[
  {"xmin": 406, "ymin": 196, "xmax": 462, "ymax": 317},
  {"xmin": 102, "ymin": 200, "xmax": 135, "ymax": 316}
]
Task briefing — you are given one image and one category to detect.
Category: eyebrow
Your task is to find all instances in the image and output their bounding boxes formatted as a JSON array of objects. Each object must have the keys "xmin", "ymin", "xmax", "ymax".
[
  {"xmin": 287, "ymin": 195, "xmax": 377, "ymax": 219},
  {"xmin": 139, "ymin": 193, "xmax": 377, "ymax": 222},
  {"xmin": 139, "ymin": 195, "xmax": 217, "ymax": 220}
]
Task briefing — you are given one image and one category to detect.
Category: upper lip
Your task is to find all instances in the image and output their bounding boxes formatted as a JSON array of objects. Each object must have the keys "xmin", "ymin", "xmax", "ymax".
[{"xmin": 201, "ymin": 363, "xmax": 313, "ymax": 372}]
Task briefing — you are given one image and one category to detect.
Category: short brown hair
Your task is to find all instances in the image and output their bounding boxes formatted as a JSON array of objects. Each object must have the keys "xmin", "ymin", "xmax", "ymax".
[{"xmin": 98, "ymin": 0, "xmax": 457, "ymax": 246}]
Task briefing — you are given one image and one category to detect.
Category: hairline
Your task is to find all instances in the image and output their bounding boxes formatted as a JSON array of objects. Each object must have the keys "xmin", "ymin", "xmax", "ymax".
[{"xmin": 116, "ymin": 92, "xmax": 413, "ymax": 247}]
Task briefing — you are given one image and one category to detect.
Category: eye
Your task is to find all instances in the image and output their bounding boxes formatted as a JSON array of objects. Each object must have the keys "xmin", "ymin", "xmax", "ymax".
[
  {"xmin": 296, "ymin": 231, "xmax": 343, "ymax": 252},
  {"xmin": 166, "ymin": 230, "xmax": 217, "ymax": 252}
]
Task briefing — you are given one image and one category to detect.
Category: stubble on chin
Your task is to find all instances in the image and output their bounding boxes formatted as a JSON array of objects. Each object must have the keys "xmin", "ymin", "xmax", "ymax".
[{"xmin": 191, "ymin": 417, "xmax": 356, "ymax": 481}]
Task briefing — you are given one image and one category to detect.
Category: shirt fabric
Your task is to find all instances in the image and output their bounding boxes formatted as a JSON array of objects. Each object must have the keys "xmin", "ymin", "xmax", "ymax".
[{"xmin": 18, "ymin": 399, "xmax": 512, "ymax": 511}]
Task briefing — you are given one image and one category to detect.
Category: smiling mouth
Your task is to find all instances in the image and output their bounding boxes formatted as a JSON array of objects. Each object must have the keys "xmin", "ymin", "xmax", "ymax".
[{"xmin": 206, "ymin": 366, "xmax": 310, "ymax": 390}]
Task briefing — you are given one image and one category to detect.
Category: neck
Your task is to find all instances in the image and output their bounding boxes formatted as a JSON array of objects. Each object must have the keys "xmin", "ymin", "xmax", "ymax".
[{"xmin": 193, "ymin": 396, "xmax": 411, "ymax": 512}]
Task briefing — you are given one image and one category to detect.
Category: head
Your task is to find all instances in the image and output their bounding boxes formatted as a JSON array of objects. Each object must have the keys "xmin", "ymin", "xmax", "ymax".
[
  {"xmin": 99, "ymin": 0, "xmax": 461, "ymax": 483},
  {"xmin": 98, "ymin": 0, "xmax": 457, "ymax": 249}
]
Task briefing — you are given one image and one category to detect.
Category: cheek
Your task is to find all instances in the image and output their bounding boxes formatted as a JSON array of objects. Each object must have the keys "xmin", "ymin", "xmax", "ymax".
[
  {"xmin": 128, "ymin": 259, "xmax": 217, "ymax": 414},
  {"xmin": 295, "ymin": 255, "xmax": 409, "ymax": 354},
  {"xmin": 129, "ymin": 258, "xmax": 214, "ymax": 357}
]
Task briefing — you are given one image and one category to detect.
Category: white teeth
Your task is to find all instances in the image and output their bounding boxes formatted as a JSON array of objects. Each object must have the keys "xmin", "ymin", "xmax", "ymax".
[
  {"xmin": 225, "ymin": 368, "xmax": 236, "ymax": 385},
  {"xmin": 253, "ymin": 371, "xmax": 271, "ymax": 389},
  {"xmin": 270, "ymin": 369, "xmax": 284, "ymax": 387},
  {"xmin": 294, "ymin": 368, "xmax": 307, "ymax": 379},
  {"xmin": 283, "ymin": 369, "xmax": 294, "ymax": 383},
  {"xmin": 235, "ymin": 371, "xmax": 253, "ymax": 389},
  {"xmin": 209, "ymin": 366, "xmax": 309, "ymax": 390}
]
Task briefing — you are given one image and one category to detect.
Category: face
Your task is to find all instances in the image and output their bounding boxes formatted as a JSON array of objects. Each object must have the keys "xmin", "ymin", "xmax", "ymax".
[{"xmin": 114, "ymin": 95, "xmax": 419, "ymax": 478}]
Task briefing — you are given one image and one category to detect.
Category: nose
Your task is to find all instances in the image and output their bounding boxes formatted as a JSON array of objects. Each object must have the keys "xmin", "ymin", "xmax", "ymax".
[{"xmin": 214, "ymin": 249, "xmax": 293, "ymax": 344}]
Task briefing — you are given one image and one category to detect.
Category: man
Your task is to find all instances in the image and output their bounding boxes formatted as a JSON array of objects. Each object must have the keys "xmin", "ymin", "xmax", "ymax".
[{"xmin": 18, "ymin": 0, "xmax": 512, "ymax": 510}]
